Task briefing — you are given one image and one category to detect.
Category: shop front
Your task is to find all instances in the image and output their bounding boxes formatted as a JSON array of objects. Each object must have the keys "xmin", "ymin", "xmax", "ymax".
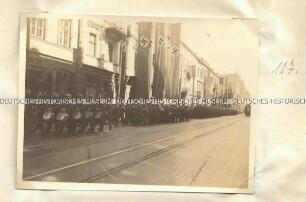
[{"xmin": 26, "ymin": 51, "xmax": 76, "ymax": 97}]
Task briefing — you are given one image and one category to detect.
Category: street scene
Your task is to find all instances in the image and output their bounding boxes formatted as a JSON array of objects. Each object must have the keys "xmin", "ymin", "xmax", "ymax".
[
  {"xmin": 24, "ymin": 114, "xmax": 249, "ymax": 188},
  {"xmin": 22, "ymin": 16, "xmax": 258, "ymax": 189}
]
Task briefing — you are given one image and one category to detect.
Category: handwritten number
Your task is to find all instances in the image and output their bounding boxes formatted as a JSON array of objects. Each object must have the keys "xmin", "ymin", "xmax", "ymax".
[{"xmin": 271, "ymin": 59, "xmax": 297, "ymax": 75}]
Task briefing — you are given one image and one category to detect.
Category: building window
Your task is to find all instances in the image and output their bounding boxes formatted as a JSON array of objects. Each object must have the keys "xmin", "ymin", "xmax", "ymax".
[
  {"xmin": 88, "ymin": 33, "xmax": 96, "ymax": 57},
  {"xmin": 58, "ymin": 19, "xmax": 71, "ymax": 48},
  {"xmin": 30, "ymin": 18, "xmax": 46, "ymax": 39},
  {"xmin": 108, "ymin": 42, "xmax": 113, "ymax": 62}
]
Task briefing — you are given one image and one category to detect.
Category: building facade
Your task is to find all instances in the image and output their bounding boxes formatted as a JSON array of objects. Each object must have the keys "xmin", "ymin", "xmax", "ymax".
[
  {"xmin": 26, "ymin": 18, "xmax": 79, "ymax": 97},
  {"xmin": 26, "ymin": 17, "xmax": 138, "ymax": 98},
  {"xmin": 219, "ymin": 73, "xmax": 250, "ymax": 110},
  {"xmin": 26, "ymin": 17, "xmax": 247, "ymax": 103},
  {"xmin": 179, "ymin": 42, "xmax": 219, "ymax": 99}
]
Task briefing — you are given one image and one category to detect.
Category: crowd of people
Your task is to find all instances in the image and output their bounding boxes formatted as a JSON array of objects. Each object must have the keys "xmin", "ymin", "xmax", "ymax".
[{"xmin": 24, "ymin": 90, "xmax": 238, "ymax": 137}]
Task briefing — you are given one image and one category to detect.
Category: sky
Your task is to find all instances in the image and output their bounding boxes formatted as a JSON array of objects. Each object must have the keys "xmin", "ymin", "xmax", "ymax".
[{"xmin": 181, "ymin": 19, "xmax": 259, "ymax": 97}]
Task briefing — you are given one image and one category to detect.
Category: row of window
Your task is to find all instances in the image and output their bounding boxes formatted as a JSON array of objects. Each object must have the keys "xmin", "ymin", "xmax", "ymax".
[
  {"xmin": 30, "ymin": 18, "xmax": 114, "ymax": 61},
  {"xmin": 30, "ymin": 18, "xmax": 71, "ymax": 48},
  {"xmin": 181, "ymin": 56, "xmax": 208, "ymax": 79}
]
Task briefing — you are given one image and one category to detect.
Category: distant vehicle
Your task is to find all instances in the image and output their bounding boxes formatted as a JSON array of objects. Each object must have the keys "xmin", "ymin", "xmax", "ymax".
[{"xmin": 244, "ymin": 104, "xmax": 251, "ymax": 116}]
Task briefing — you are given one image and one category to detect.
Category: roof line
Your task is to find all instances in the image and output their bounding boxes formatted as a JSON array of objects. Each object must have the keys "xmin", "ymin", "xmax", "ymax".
[{"xmin": 180, "ymin": 41, "xmax": 219, "ymax": 77}]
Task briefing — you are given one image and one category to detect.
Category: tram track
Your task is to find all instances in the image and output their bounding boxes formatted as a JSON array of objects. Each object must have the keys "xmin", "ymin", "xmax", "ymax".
[{"xmin": 24, "ymin": 116, "xmax": 235, "ymax": 156}]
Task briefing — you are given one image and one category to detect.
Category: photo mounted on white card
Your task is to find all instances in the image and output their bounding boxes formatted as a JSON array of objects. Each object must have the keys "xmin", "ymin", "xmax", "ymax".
[{"xmin": 17, "ymin": 12, "xmax": 259, "ymax": 193}]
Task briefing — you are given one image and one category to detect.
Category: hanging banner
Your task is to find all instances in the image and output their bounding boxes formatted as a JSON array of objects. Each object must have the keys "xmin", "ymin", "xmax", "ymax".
[
  {"xmin": 166, "ymin": 23, "xmax": 181, "ymax": 98},
  {"xmin": 152, "ymin": 23, "xmax": 166, "ymax": 99},
  {"xmin": 135, "ymin": 22, "xmax": 154, "ymax": 98}
]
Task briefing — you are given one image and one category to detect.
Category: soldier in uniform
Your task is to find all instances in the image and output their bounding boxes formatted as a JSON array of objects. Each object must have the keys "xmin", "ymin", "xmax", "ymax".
[
  {"xmin": 164, "ymin": 104, "xmax": 171, "ymax": 123},
  {"xmin": 152, "ymin": 104, "xmax": 159, "ymax": 125},
  {"xmin": 178, "ymin": 105, "xmax": 184, "ymax": 122},
  {"xmin": 64, "ymin": 93, "xmax": 76, "ymax": 136},
  {"xmin": 118, "ymin": 103, "xmax": 125, "ymax": 127},
  {"xmin": 71, "ymin": 93, "xmax": 84, "ymax": 134},
  {"xmin": 141, "ymin": 104, "xmax": 149, "ymax": 126},
  {"xmin": 130, "ymin": 104, "xmax": 139, "ymax": 126},
  {"xmin": 147, "ymin": 104, "xmax": 154, "ymax": 125},
  {"xmin": 42, "ymin": 107, "xmax": 54, "ymax": 135},
  {"xmin": 185, "ymin": 105, "xmax": 190, "ymax": 121},
  {"xmin": 80, "ymin": 95, "xmax": 94, "ymax": 134},
  {"xmin": 51, "ymin": 92, "xmax": 61, "ymax": 116},
  {"xmin": 112, "ymin": 103, "xmax": 125, "ymax": 127},
  {"xmin": 53, "ymin": 93, "xmax": 69, "ymax": 136},
  {"xmin": 104, "ymin": 104, "xmax": 113, "ymax": 132},
  {"xmin": 96, "ymin": 104, "xmax": 106, "ymax": 133},
  {"xmin": 40, "ymin": 92, "xmax": 54, "ymax": 136},
  {"xmin": 124, "ymin": 104, "xmax": 132, "ymax": 126},
  {"xmin": 32, "ymin": 91, "xmax": 44, "ymax": 133},
  {"xmin": 113, "ymin": 104, "xmax": 120, "ymax": 127},
  {"xmin": 24, "ymin": 89, "xmax": 33, "ymax": 135},
  {"xmin": 173, "ymin": 105, "xmax": 180, "ymax": 122}
]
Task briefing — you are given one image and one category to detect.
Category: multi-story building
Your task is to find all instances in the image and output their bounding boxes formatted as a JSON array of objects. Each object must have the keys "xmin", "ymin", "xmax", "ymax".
[
  {"xmin": 202, "ymin": 67, "xmax": 220, "ymax": 100},
  {"xmin": 26, "ymin": 17, "xmax": 138, "ymax": 98},
  {"xmin": 26, "ymin": 17, "xmax": 245, "ymax": 103},
  {"xmin": 26, "ymin": 18, "xmax": 79, "ymax": 97},
  {"xmin": 179, "ymin": 42, "xmax": 218, "ymax": 99},
  {"xmin": 219, "ymin": 73, "xmax": 250, "ymax": 110},
  {"xmin": 78, "ymin": 18, "xmax": 133, "ymax": 98},
  {"xmin": 77, "ymin": 18, "xmax": 139, "ymax": 98}
]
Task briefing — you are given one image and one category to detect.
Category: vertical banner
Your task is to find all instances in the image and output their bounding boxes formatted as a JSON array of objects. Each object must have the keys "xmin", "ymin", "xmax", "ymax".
[
  {"xmin": 152, "ymin": 22, "xmax": 166, "ymax": 98},
  {"xmin": 152, "ymin": 23, "xmax": 181, "ymax": 99},
  {"xmin": 135, "ymin": 22, "xmax": 153, "ymax": 98},
  {"xmin": 167, "ymin": 23, "xmax": 181, "ymax": 98}
]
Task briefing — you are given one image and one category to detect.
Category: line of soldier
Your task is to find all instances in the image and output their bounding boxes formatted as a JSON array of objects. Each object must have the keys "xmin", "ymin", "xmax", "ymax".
[{"xmin": 24, "ymin": 90, "xmax": 193, "ymax": 137}]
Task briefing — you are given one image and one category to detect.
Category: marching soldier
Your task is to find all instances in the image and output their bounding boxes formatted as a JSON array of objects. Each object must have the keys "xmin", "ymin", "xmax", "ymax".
[
  {"xmin": 113, "ymin": 104, "xmax": 120, "ymax": 127},
  {"xmin": 40, "ymin": 92, "xmax": 54, "ymax": 136},
  {"xmin": 24, "ymin": 89, "xmax": 33, "ymax": 135},
  {"xmin": 104, "ymin": 104, "xmax": 113, "ymax": 132},
  {"xmin": 119, "ymin": 104, "xmax": 125, "ymax": 127},
  {"xmin": 80, "ymin": 95, "xmax": 94, "ymax": 135},
  {"xmin": 53, "ymin": 93, "xmax": 70, "ymax": 136},
  {"xmin": 32, "ymin": 91, "xmax": 44, "ymax": 134},
  {"xmin": 71, "ymin": 93, "xmax": 85, "ymax": 134},
  {"xmin": 124, "ymin": 104, "xmax": 132, "ymax": 126}
]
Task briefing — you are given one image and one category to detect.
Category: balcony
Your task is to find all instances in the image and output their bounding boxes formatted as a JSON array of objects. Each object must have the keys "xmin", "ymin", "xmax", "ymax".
[
  {"xmin": 83, "ymin": 56, "xmax": 119, "ymax": 74},
  {"xmin": 105, "ymin": 27, "xmax": 126, "ymax": 41},
  {"xmin": 29, "ymin": 37, "xmax": 74, "ymax": 62}
]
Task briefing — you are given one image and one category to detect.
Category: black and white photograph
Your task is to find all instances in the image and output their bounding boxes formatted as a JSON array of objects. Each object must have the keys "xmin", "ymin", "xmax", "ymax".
[{"xmin": 17, "ymin": 13, "xmax": 258, "ymax": 193}]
